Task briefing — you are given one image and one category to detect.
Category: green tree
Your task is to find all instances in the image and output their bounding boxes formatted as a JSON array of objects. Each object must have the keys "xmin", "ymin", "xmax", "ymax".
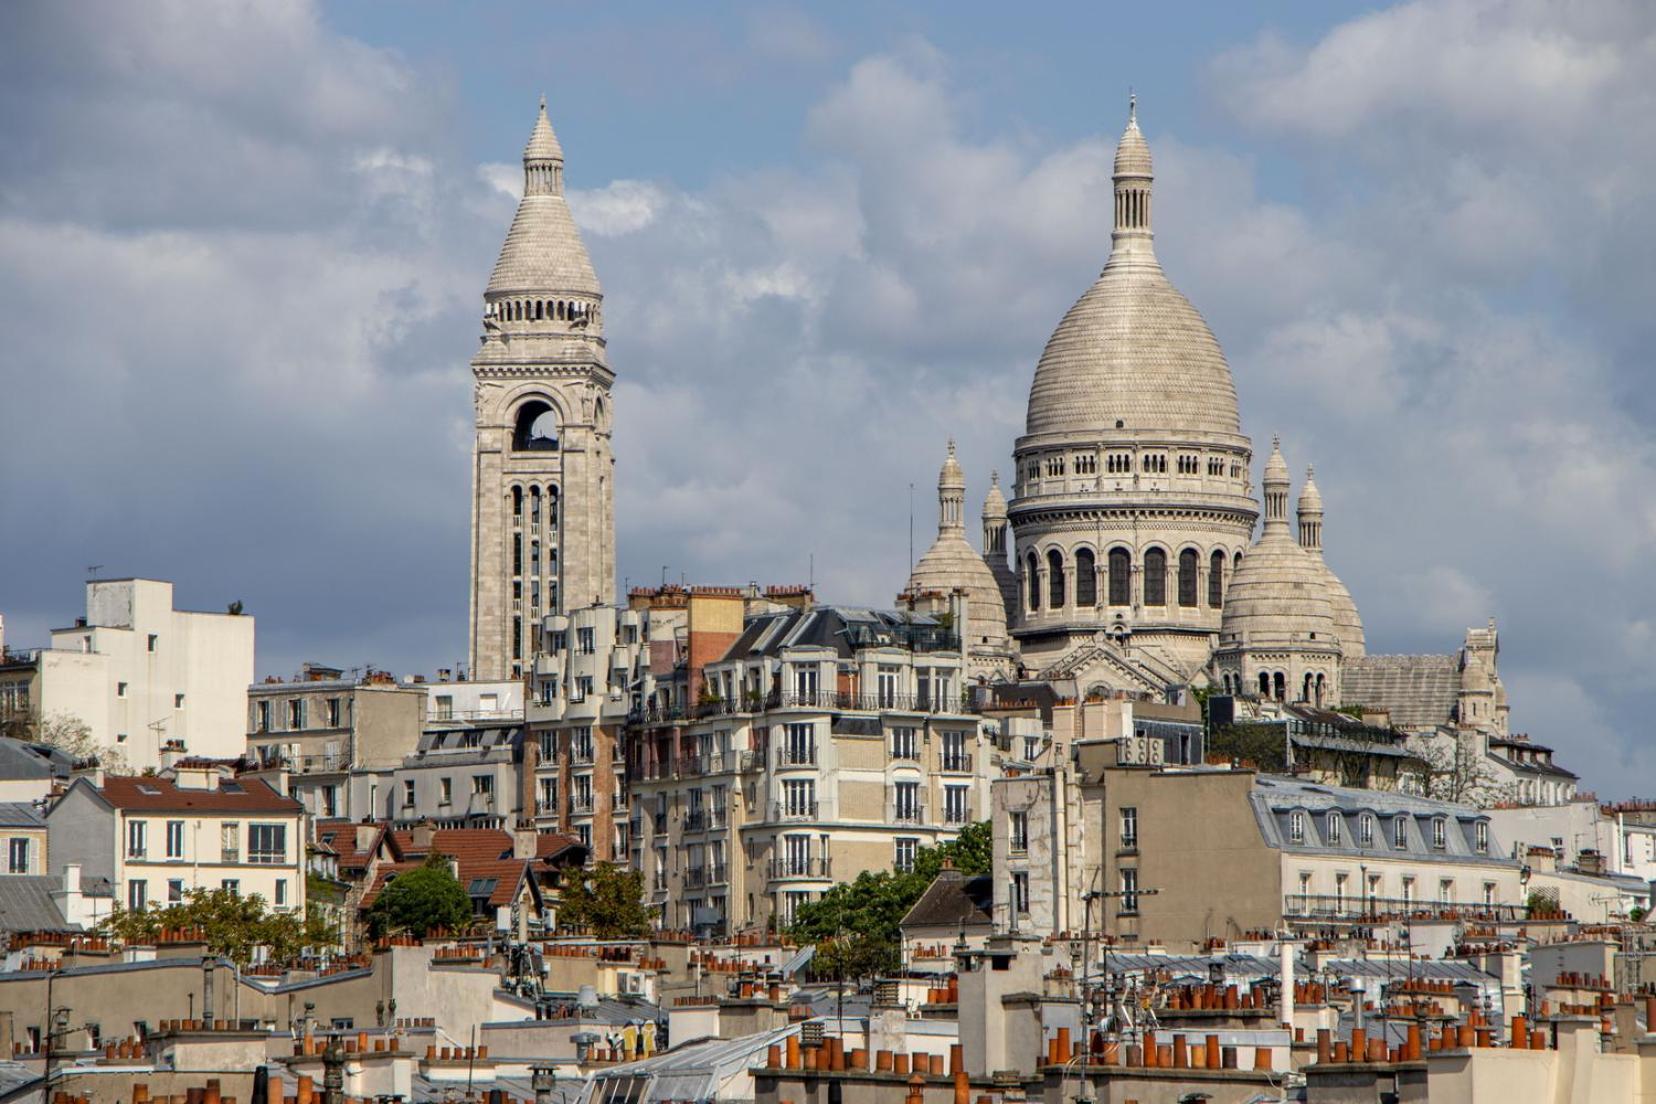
[
  {"xmin": 790, "ymin": 822, "xmax": 991, "ymax": 963},
  {"xmin": 557, "ymin": 862, "xmax": 654, "ymax": 938},
  {"xmin": 365, "ymin": 853, "xmax": 473, "ymax": 937},
  {"xmin": 102, "ymin": 887, "xmax": 336, "ymax": 967},
  {"xmin": 813, "ymin": 928, "xmax": 899, "ymax": 985}
]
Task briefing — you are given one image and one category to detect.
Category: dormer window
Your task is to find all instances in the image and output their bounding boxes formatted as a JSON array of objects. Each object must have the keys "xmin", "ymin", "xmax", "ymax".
[
  {"xmin": 1432, "ymin": 818, "xmax": 1447, "ymax": 850},
  {"xmin": 1393, "ymin": 815, "xmax": 1408, "ymax": 849},
  {"xmin": 1326, "ymin": 812, "xmax": 1343, "ymax": 845},
  {"xmin": 1289, "ymin": 811, "xmax": 1305, "ymax": 843},
  {"xmin": 1359, "ymin": 815, "xmax": 1374, "ymax": 847},
  {"xmin": 1475, "ymin": 821, "xmax": 1489, "ymax": 853}
]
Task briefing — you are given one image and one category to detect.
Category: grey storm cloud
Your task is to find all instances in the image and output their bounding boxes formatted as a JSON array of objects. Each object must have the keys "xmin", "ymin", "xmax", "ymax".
[{"xmin": 2, "ymin": 0, "xmax": 1653, "ymax": 795}]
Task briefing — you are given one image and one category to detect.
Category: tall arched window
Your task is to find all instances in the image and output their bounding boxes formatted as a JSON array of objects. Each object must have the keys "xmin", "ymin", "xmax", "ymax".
[
  {"xmin": 1075, "ymin": 548, "xmax": 1097, "ymax": 607},
  {"xmin": 1047, "ymin": 549, "xmax": 1066, "ymax": 609},
  {"xmin": 1178, "ymin": 549, "xmax": 1199, "ymax": 607},
  {"xmin": 1143, "ymin": 548, "xmax": 1167, "ymax": 606},
  {"xmin": 1026, "ymin": 552, "xmax": 1039, "ymax": 612},
  {"xmin": 1208, "ymin": 550, "xmax": 1225, "ymax": 606},
  {"xmin": 511, "ymin": 486, "xmax": 523, "ymax": 518},
  {"xmin": 1258, "ymin": 672, "xmax": 1270, "ymax": 697},
  {"xmin": 1273, "ymin": 672, "xmax": 1286, "ymax": 701},
  {"xmin": 1108, "ymin": 548, "xmax": 1131, "ymax": 606}
]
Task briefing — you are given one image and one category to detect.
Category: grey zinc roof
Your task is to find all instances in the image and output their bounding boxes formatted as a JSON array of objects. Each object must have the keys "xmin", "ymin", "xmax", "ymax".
[
  {"xmin": 0, "ymin": 876, "xmax": 74, "ymax": 932},
  {"xmin": 1340, "ymin": 655, "xmax": 1462, "ymax": 731},
  {"xmin": 0, "ymin": 802, "xmax": 45, "ymax": 828},
  {"xmin": 581, "ymin": 1024, "xmax": 797, "ymax": 1104},
  {"xmin": 1250, "ymin": 775, "xmax": 1515, "ymax": 867},
  {"xmin": 0, "ymin": 738, "xmax": 73, "ymax": 780}
]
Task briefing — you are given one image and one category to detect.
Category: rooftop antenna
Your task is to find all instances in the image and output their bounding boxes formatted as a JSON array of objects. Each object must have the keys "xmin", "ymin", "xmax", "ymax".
[
  {"xmin": 86, "ymin": 564, "xmax": 103, "ymax": 580},
  {"xmin": 908, "ymin": 482, "xmax": 915, "ymax": 573},
  {"xmin": 809, "ymin": 553, "xmax": 814, "ymax": 591}
]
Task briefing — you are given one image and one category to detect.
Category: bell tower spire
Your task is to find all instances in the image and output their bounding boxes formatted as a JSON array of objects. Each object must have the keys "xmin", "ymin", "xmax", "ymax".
[{"xmin": 468, "ymin": 99, "xmax": 616, "ymax": 681}]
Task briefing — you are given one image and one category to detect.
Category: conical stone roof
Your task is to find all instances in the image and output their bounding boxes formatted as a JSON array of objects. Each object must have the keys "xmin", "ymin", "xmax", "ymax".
[{"xmin": 487, "ymin": 100, "xmax": 599, "ymax": 299}]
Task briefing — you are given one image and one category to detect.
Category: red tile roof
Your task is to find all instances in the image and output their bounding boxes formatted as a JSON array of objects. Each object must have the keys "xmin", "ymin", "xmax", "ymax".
[
  {"xmin": 314, "ymin": 819, "xmax": 388, "ymax": 870},
  {"xmin": 358, "ymin": 856, "xmax": 532, "ymax": 909},
  {"xmin": 386, "ymin": 827, "xmax": 515, "ymax": 864},
  {"xmin": 98, "ymin": 775, "xmax": 302, "ymax": 814}
]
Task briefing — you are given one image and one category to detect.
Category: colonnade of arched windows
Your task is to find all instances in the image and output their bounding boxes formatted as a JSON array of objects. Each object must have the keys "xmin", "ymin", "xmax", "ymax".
[
  {"xmin": 1021, "ymin": 544, "xmax": 1235, "ymax": 614},
  {"xmin": 490, "ymin": 297, "xmax": 599, "ymax": 326},
  {"xmin": 1216, "ymin": 668, "xmax": 1330, "ymax": 707}
]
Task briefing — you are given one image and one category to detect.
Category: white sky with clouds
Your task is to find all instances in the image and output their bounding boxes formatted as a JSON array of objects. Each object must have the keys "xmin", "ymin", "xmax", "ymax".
[{"xmin": 2, "ymin": 0, "xmax": 1654, "ymax": 795}]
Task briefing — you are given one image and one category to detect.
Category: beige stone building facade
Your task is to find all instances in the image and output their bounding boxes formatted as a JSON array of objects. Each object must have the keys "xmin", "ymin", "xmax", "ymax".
[
  {"xmin": 46, "ymin": 768, "xmax": 306, "ymax": 914},
  {"xmin": 629, "ymin": 603, "xmax": 995, "ymax": 933}
]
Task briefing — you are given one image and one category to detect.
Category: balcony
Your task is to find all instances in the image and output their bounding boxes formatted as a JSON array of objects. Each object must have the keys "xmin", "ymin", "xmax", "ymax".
[
  {"xmin": 770, "ymin": 801, "xmax": 820, "ymax": 822},
  {"xmin": 1282, "ymin": 894, "xmax": 1527, "ymax": 923},
  {"xmin": 708, "ymin": 862, "xmax": 728, "ymax": 886},
  {"xmin": 890, "ymin": 745, "xmax": 921, "ymax": 762},
  {"xmin": 941, "ymin": 807, "xmax": 971, "ymax": 826},
  {"xmin": 570, "ymin": 748, "xmax": 595, "ymax": 767},
  {"xmin": 570, "ymin": 795, "xmax": 594, "ymax": 814},
  {"xmin": 652, "ymin": 814, "xmax": 667, "ymax": 835},
  {"xmin": 685, "ymin": 867, "xmax": 707, "ymax": 889},
  {"xmin": 939, "ymin": 752, "xmax": 973, "ymax": 773},
  {"xmin": 535, "ymin": 799, "xmax": 559, "ymax": 816},
  {"xmin": 886, "ymin": 802, "xmax": 927, "ymax": 826},
  {"xmin": 768, "ymin": 857, "xmax": 831, "ymax": 880},
  {"xmin": 684, "ymin": 810, "xmax": 707, "ymax": 833}
]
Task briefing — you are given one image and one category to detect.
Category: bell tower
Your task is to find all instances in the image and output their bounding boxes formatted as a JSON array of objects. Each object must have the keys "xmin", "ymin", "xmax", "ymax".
[{"xmin": 469, "ymin": 98, "xmax": 615, "ymax": 681}]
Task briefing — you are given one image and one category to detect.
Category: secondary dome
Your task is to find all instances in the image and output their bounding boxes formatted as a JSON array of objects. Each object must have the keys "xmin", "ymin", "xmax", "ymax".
[
  {"xmin": 1222, "ymin": 443, "xmax": 1337, "ymax": 645},
  {"xmin": 1024, "ymin": 106, "xmax": 1240, "ymax": 439},
  {"xmin": 906, "ymin": 443, "xmax": 1009, "ymax": 649}
]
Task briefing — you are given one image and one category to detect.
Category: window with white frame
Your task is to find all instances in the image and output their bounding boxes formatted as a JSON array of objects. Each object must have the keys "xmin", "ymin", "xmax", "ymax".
[
  {"xmin": 894, "ymin": 837, "xmax": 918, "ymax": 873},
  {"xmin": 1359, "ymin": 815, "xmax": 1374, "ymax": 846},
  {"xmin": 248, "ymin": 823, "xmax": 287, "ymax": 864},
  {"xmin": 783, "ymin": 779, "xmax": 816, "ymax": 817},
  {"xmin": 126, "ymin": 820, "xmax": 147, "ymax": 859},
  {"xmin": 1432, "ymin": 818, "xmax": 1447, "ymax": 850},
  {"xmin": 891, "ymin": 727, "xmax": 919, "ymax": 760},
  {"xmin": 1475, "ymin": 821, "xmax": 1489, "ymax": 853},
  {"xmin": 1009, "ymin": 810, "xmax": 1029, "ymax": 853},
  {"xmin": 1289, "ymin": 812, "xmax": 1305, "ymax": 844},
  {"xmin": 166, "ymin": 820, "xmax": 184, "ymax": 859},
  {"xmin": 1121, "ymin": 806, "xmax": 1138, "ymax": 848},
  {"xmin": 127, "ymin": 879, "xmax": 147, "ymax": 910},
  {"xmin": 1120, "ymin": 867, "xmax": 1140, "ymax": 912},
  {"xmin": 784, "ymin": 723, "xmax": 815, "ymax": 766},
  {"xmin": 8, "ymin": 838, "xmax": 30, "ymax": 874},
  {"xmin": 1327, "ymin": 812, "xmax": 1343, "ymax": 845},
  {"xmin": 944, "ymin": 785, "xmax": 970, "ymax": 824},
  {"xmin": 1394, "ymin": 815, "xmax": 1408, "ymax": 849},
  {"xmin": 891, "ymin": 780, "xmax": 920, "ymax": 822}
]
